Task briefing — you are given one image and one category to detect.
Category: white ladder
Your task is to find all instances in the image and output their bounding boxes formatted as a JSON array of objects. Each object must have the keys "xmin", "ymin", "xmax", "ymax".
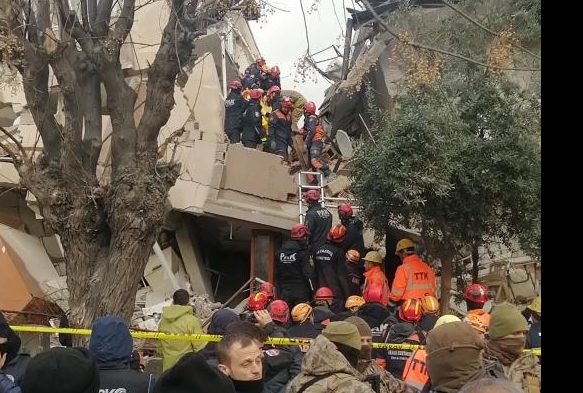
[{"xmin": 297, "ymin": 171, "xmax": 325, "ymax": 224}]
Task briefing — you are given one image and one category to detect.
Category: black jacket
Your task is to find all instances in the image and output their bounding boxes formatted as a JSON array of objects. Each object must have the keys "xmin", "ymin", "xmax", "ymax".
[
  {"xmin": 1, "ymin": 355, "xmax": 30, "ymax": 386},
  {"xmin": 339, "ymin": 217, "xmax": 365, "ymax": 255},
  {"xmin": 304, "ymin": 203, "xmax": 332, "ymax": 254},
  {"xmin": 274, "ymin": 239, "xmax": 315, "ymax": 306},
  {"xmin": 242, "ymin": 101, "xmax": 263, "ymax": 141},
  {"xmin": 314, "ymin": 242, "xmax": 351, "ymax": 313},
  {"xmin": 224, "ymin": 90, "xmax": 246, "ymax": 131}
]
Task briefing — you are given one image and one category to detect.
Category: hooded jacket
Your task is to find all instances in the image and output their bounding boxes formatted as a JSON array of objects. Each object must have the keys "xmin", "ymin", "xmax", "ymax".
[
  {"xmin": 285, "ymin": 335, "xmax": 375, "ymax": 393},
  {"xmin": 158, "ymin": 305, "xmax": 206, "ymax": 371},
  {"xmin": 89, "ymin": 316, "xmax": 155, "ymax": 393},
  {"xmin": 275, "ymin": 239, "xmax": 315, "ymax": 305},
  {"xmin": 0, "ymin": 324, "xmax": 30, "ymax": 385}
]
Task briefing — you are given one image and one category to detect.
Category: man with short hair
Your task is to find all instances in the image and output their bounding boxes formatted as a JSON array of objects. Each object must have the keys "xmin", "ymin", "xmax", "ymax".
[
  {"xmin": 158, "ymin": 289, "xmax": 206, "ymax": 371},
  {"xmin": 218, "ymin": 329, "xmax": 265, "ymax": 393}
]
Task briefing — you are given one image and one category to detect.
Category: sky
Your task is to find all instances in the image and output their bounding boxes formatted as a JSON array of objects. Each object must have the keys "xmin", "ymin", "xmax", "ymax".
[{"xmin": 248, "ymin": 1, "xmax": 360, "ymax": 107}]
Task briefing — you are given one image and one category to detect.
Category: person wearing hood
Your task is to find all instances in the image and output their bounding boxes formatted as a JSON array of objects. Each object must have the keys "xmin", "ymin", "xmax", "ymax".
[
  {"xmin": 199, "ymin": 309, "xmax": 239, "ymax": 367},
  {"xmin": 285, "ymin": 321, "xmax": 376, "ymax": 393},
  {"xmin": 158, "ymin": 289, "xmax": 206, "ymax": 371},
  {"xmin": 0, "ymin": 318, "xmax": 30, "ymax": 386},
  {"xmin": 88, "ymin": 315, "xmax": 155, "ymax": 392}
]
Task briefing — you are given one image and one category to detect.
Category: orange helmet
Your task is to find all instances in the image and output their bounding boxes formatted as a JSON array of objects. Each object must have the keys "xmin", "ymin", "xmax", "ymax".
[
  {"xmin": 259, "ymin": 282, "xmax": 275, "ymax": 300},
  {"xmin": 363, "ymin": 283, "xmax": 385, "ymax": 304},
  {"xmin": 420, "ymin": 295, "xmax": 439, "ymax": 315},
  {"xmin": 229, "ymin": 80, "xmax": 242, "ymax": 90},
  {"xmin": 345, "ymin": 295, "xmax": 365, "ymax": 310},
  {"xmin": 398, "ymin": 299, "xmax": 423, "ymax": 323},
  {"xmin": 267, "ymin": 85, "xmax": 281, "ymax": 96},
  {"xmin": 268, "ymin": 300, "xmax": 289, "ymax": 324},
  {"xmin": 463, "ymin": 313, "xmax": 488, "ymax": 334},
  {"xmin": 314, "ymin": 287, "xmax": 334, "ymax": 301},
  {"xmin": 247, "ymin": 292, "xmax": 268, "ymax": 311},
  {"xmin": 290, "ymin": 223, "xmax": 308, "ymax": 239},
  {"xmin": 463, "ymin": 283, "xmax": 488, "ymax": 305},
  {"xmin": 302, "ymin": 101, "xmax": 316, "ymax": 116},
  {"xmin": 270, "ymin": 66, "xmax": 280, "ymax": 77},
  {"xmin": 291, "ymin": 303, "xmax": 313, "ymax": 323},
  {"xmin": 281, "ymin": 96, "xmax": 294, "ymax": 110},
  {"xmin": 346, "ymin": 249, "xmax": 361, "ymax": 264},
  {"xmin": 327, "ymin": 224, "xmax": 346, "ymax": 243},
  {"xmin": 304, "ymin": 189, "xmax": 320, "ymax": 202},
  {"xmin": 249, "ymin": 89, "xmax": 262, "ymax": 100},
  {"xmin": 337, "ymin": 204, "xmax": 353, "ymax": 218}
]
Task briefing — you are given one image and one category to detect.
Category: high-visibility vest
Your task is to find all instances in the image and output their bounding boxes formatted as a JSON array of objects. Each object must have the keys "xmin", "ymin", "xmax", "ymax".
[
  {"xmin": 402, "ymin": 348, "xmax": 428, "ymax": 391},
  {"xmin": 389, "ymin": 254, "xmax": 436, "ymax": 302}
]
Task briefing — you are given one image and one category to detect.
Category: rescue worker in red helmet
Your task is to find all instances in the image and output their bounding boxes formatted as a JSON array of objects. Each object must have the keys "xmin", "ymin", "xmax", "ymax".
[
  {"xmin": 313, "ymin": 224, "xmax": 351, "ymax": 313},
  {"xmin": 311, "ymin": 287, "xmax": 335, "ymax": 333},
  {"xmin": 241, "ymin": 88, "xmax": 264, "ymax": 149},
  {"xmin": 357, "ymin": 282, "xmax": 392, "ymax": 368},
  {"xmin": 266, "ymin": 96, "xmax": 294, "ymax": 163},
  {"xmin": 242, "ymin": 56, "xmax": 265, "ymax": 89},
  {"xmin": 274, "ymin": 223, "xmax": 316, "ymax": 309},
  {"xmin": 463, "ymin": 282, "xmax": 491, "ymax": 328},
  {"xmin": 224, "ymin": 79, "xmax": 246, "ymax": 144},
  {"xmin": 337, "ymin": 204, "xmax": 365, "ymax": 256},
  {"xmin": 259, "ymin": 282, "xmax": 276, "ymax": 303},
  {"xmin": 267, "ymin": 299, "xmax": 290, "ymax": 327},
  {"xmin": 299, "ymin": 101, "xmax": 331, "ymax": 185},
  {"xmin": 303, "ymin": 189, "xmax": 332, "ymax": 256},
  {"xmin": 266, "ymin": 85, "xmax": 281, "ymax": 111},
  {"xmin": 261, "ymin": 65, "xmax": 281, "ymax": 91}
]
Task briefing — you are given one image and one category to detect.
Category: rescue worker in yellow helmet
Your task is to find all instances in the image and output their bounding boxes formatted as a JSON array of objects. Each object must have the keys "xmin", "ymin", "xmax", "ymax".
[
  {"xmin": 388, "ymin": 239, "xmax": 436, "ymax": 312},
  {"xmin": 287, "ymin": 303, "xmax": 318, "ymax": 355},
  {"xmin": 361, "ymin": 251, "xmax": 390, "ymax": 307},
  {"xmin": 418, "ymin": 294, "xmax": 440, "ymax": 334}
]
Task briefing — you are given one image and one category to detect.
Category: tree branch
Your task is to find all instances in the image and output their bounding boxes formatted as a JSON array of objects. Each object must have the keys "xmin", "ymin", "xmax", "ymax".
[
  {"xmin": 0, "ymin": 125, "xmax": 28, "ymax": 162},
  {"xmin": 80, "ymin": 0, "xmax": 90, "ymax": 30},
  {"xmin": 78, "ymin": 59, "xmax": 103, "ymax": 175},
  {"xmin": 94, "ymin": 0, "xmax": 114, "ymax": 37},
  {"xmin": 112, "ymin": 0, "xmax": 135, "ymax": 42},
  {"xmin": 88, "ymin": 0, "xmax": 98, "ymax": 25}
]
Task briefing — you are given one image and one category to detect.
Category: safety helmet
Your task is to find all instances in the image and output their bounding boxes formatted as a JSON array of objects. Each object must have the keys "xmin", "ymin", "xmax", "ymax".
[
  {"xmin": 463, "ymin": 313, "xmax": 488, "ymax": 334},
  {"xmin": 229, "ymin": 80, "xmax": 242, "ymax": 90},
  {"xmin": 395, "ymin": 238, "xmax": 415, "ymax": 254},
  {"xmin": 462, "ymin": 283, "xmax": 488, "ymax": 305},
  {"xmin": 398, "ymin": 298, "xmax": 423, "ymax": 323},
  {"xmin": 302, "ymin": 101, "xmax": 316, "ymax": 116},
  {"xmin": 346, "ymin": 249, "xmax": 360, "ymax": 264},
  {"xmin": 327, "ymin": 224, "xmax": 347, "ymax": 243},
  {"xmin": 362, "ymin": 251, "xmax": 382, "ymax": 264},
  {"xmin": 363, "ymin": 283, "xmax": 384, "ymax": 304},
  {"xmin": 267, "ymin": 85, "xmax": 281, "ymax": 96},
  {"xmin": 337, "ymin": 204, "xmax": 353, "ymax": 218},
  {"xmin": 345, "ymin": 295, "xmax": 365, "ymax": 310},
  {"xmin": 314, "ymin": 287, "xmax": 334, "ymax": 301},
  {"xmin": 249, "ymin": 89, "xmax": 262, "ymax": 100},
  {"xmin": 259, "ymin": 282, "xmax": 275, "ymax": 300},
  {"xmin": 291, "ymin": 303, "xmax": 313, "ymax": 323},
  {"xmin": 256, "ymin": 57, "xmax": 266, "ymax": 66},
  {"xmin": 290, "ymin": 223, "xmax": 309, "ymax": 239},
  {"xmin": 304, "ymin": 189, "xmax": 320, "ymax": 202},
  {"xmin": 281, "ymin": 96, "xmax": 294, "ymax": 109},
  {"xmin": 268, "ymin": 300, "xmax": 289, "ymax": 324},
  {"xmin": 526, "ymin": 296, "xmax": 541, "ymax": 314},
  {"xmin": 270, "ymin": 66, "xmax": 280, "ymax": 77},
  {"xmin": 247, "ymin": 291, "xmax": 268, "ymax": 311},
  {"xmin": 420, "ymin": 295, "xmax": 439, "ymax": 315}
]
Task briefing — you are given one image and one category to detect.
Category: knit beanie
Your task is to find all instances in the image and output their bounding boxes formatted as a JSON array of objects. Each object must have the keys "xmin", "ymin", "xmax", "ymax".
[
  {"xmin": 322, "ymin": 321, "xmax": 361, "ymax": 351},
  {"xmin": 345, "ymin": 316, "xmax": 372, "ymax": 337},
  {"xmin": 21, "ymin": 347, "xmax": 100, "ymax": 393},
  {"xmin": 153, "ymin": 352, "xmax": 236, "ymax": 393},
  {"xmin": 208, "ymin": 309, "xmax": 239, "ymax": 335},
  {"xmin": 488, "ymin": 302, "xmax": 528, "ymax": 340},
  {"xmin": 434, "ymin": 314, "xmax": 461, "ymax": 329}
]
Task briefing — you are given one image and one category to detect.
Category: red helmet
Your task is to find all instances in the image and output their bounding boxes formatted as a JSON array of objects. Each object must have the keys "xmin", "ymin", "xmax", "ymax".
[
  {"xmin": 256, "ymin": 57, "xmax": 266, "ymax": 66},
  {"xmin": 463, "ymin": 283, "xmax": 488, "ymax": 305},
  {"xmin": 363, "ymin": 283, "xmax": 384, "ymax": 304},
  {"xmin": 304, "ymin": 189, "xmax": 320, "ymax": 202},
  {"xmin": 281, "ymin": 96, "xmax": 294, "ymax": 109},
  {"xmin": 247, "ymin": 292, "xmax": 268, "ymax": 311},
  {"xmin": 337, "ymin": 204, "xmax": 353, "ymax": 218},
  {"xmin": 398, "ymin": 298, "xmax": 423, "ymax": 323},
  {"xmin": 314, "ymin": 287, "xmax": 334, "ymax": 301},
  {"xmin": 327, "ymin": 224, "xmax": 346, "ymax": 243},
  {"xmin": 303, "ymin": 101, "xmax": 316, "ymax": 116},
  {"xmin": 291, "ymin": 223, "xmax": 308, "ymax": 239},
  {"xmin": 229, "ymin": 80, "xmax": 242, "ymax": 90},
  {"xmin": 270, "ymin": 66, "xmax": 280, "ymax": 77},
  {"xmin": 268, "ymin": 300, "xmax": 289, "ymax": 323},
  {"xmin": 267, "ymin": 85, "xmax": 281, "ymax": 96},
  {"xmin": 249, "ymin": 89, "xmax": 262, "ymax": 100},
  {"xmin": 259, "ymin": 282, "xmax": 275, "ymax": 300}
]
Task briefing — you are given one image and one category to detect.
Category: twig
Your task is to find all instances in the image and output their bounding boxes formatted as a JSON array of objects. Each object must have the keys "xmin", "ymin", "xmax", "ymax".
[{"xmin": 0, "ymin": 125, "xmax": 28, "ymax": 161}]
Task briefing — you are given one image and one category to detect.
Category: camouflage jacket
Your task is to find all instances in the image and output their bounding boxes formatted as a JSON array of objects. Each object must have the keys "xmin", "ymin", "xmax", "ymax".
[
  {"xmin": 360, "ymin": 360, "xmax": 419, "ymax": 393},
  {"xmin": 285, "ymin": 335, "xmax": 376, "ymax": 393},
  {"xmin": 483, "ymin": 352, "xmax": 541, "ymax": 393}
]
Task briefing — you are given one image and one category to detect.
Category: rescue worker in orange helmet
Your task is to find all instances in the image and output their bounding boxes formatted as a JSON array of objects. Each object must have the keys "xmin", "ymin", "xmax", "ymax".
[
  {"xmin": 345, "ymin": 249, "xmax": 365, "ymax": 296},
  {"xmin": 330, "ymin": 295, "xmax": 366, "ymax": 322},
  {"xmin": 361, "ymin": 251, "xmax": 390, "ymax": 307},
  {"xmin": 266, "ymin": 96, "xmax": 294, "ymax": 163},
  {"xmin": 299, "ymin": 101, "xmax": 331, "ymax": 185},
  {"xmin": 388, "ymin": 239, "xmax": 436, "ymax": 312},
  {"xmin": 313, "ymin": 224, "xmax": 352, "ymax": 313},
  {"xmin": 287, "ymin": 303, "xmax": 319, "ymax": 342},
  {"xmin": 224, "ymin": 79, "xmax": 246, "ymax": 144}
]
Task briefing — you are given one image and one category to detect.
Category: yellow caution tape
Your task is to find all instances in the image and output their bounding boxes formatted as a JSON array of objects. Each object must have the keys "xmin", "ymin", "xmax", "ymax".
[{"xmin": 9, "ymin": 325, "xmax": 540, "ymax": 355}]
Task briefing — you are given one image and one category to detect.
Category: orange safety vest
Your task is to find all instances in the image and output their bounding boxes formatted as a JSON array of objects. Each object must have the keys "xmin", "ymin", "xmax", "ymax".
[
  {"xmin": 362, "ymin": 266, "xmax": 390, "ymax": 306},
  {"xmin": 467, "ymin": 309, "xmax": 491, "ymax": 326},
  {"xmin": 389, "ymin": 254, "xmax": 436, "ymax": 303},
  {"xmin": 402, "ymin": 349, "xmax": 428, "ymax": 391}
]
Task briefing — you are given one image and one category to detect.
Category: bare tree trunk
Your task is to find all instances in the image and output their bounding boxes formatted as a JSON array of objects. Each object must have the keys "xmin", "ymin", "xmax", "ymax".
[{"xmin": 440, "ymin": 253, "xmax": 454, "ymax": 314}]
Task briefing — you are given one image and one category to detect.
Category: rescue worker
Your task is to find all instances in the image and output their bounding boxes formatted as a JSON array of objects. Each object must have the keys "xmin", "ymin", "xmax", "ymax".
[
  {"xmin": 274, "ymin": 223, "xmax": 316, "ymax": 308},
  {"xmin": 303, "ymin": 189, "xmax": 332, "ymax": 255},
  {"xmin": 361, "ymin": 251, "xmax": 390, "ymax": 307},
  {"xmin": 345, "ymin": 249, "xmax": 365, "ymax": 296},
  {"xmin": 388, "ymin": 239, "xmax": 436, "ymax": 312},
  {"xmin": 266, "ymin": 85, "xmax": 282, "ymax": 112},
  {"xmin": 463, "ymin": 283, "xmax": 491, "ymax": 331},
  {"xmin": 337, "ymin": 204, "xmax": 365, "ymax": 255},
  {"xmin": 382, "ymin": 298, "xmax": 425, "ymax": 378},
  {"xmin": 241, "ymin": 292, "xmax": 270, "ymax": 323},
  {"xmin": 243, "ymin": 57, "xmax": 266, "ymax": 89},
  {"xmin": 224, "ymin": 79, "xmax": 246, "ymax": 144},
  {"xmin": 267, "ymin": 300, "xmax": 291, "ymax": 328},
  {"xmin": 259, "ymin": 282, "xmax": 276, "ymax": 304},
  {"xmin": 280, "ymin": 90, "xmax": 307, "ymax": 132},
  {"xmin": 357, "ymin": 283, "xmax": 392, "ymax": 368},
  {"xmin": 330, "ymin": 296, "xmax": 366, "ymax": 322},
  {"xmin": 311, "ymin": 287, "xmax": 335, "ymax": 333},
  {"xmin": 482, "ymin": 302, "xmax": 540, "ymax": 393},
  {"xmin": 261, "ymin": 65, "xmax": 281, "ymax": 91},
  {"xmin": 299, "ymin": 101, "xmax": 331, "ymax": 184},
  {"xmin": 266, "ymin": 96, "xmax": 294, "ymax": 162},
  {"xmin": 524, "ymin": 296, "xmax": 541, "ymax": 350},
  {"xmin": 241, "ymin": 88, "xmax": 264, "ymax": 149},
  {"xmin": 463, "ymin": 313, "xmax": 488, "ymax": 339},
  {"xmin": 314, "ymin": 224, "xmax": 352, "ymax": 313},
  {"xmin": 418, "ymin": 294, "xmax": 440, "ymax": 334},
  {"xmin": 287, "ymin": 303, "xmax": 319, "ymax": 356}
]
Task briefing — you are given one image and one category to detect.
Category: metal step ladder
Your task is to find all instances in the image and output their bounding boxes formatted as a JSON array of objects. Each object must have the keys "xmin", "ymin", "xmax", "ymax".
[{"xmin": 297, "ymin": 170, "xmax": 325, "ymax": 224}]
